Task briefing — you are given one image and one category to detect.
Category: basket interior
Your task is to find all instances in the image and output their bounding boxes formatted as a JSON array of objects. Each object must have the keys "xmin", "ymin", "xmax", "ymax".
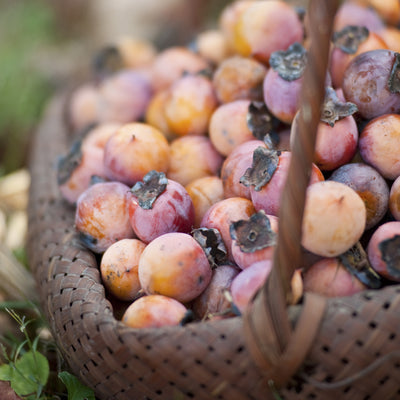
[{"xmin": 27, "ymin": 97, "xmax": 400, "ymax": 400}]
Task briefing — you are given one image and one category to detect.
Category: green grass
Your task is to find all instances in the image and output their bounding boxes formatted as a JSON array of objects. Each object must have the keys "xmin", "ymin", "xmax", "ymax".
[
  {"xmin": 0, "ymin": 3, "xmax": 93, "ymax": 397},
  {"xmin": 0, "ymin": 305, "xmax": 96, "ymax": 399},
  {"xmin": 0, "ymin": 0, "xmax": 56, "ymax": 175}
]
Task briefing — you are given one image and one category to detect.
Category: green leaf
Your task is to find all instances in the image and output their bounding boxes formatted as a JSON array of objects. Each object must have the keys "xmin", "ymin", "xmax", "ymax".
[
  {"xmin": 10, "ymin": 350, "xmax": 49, "ymax": 397},
  {"xmin": 58, "ymin": 371, "xmax": 95, "ymax": 400},
  {"xmin": 14, "ymin": 339, "xmax": 29, "ymax": 361},
  {"xmin": 0, "ymin": 363, "xmax": 13, "ymax": 381}
]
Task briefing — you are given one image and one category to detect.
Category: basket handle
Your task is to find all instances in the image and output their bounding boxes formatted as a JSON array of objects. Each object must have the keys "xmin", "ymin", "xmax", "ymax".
[{"xmin": 243, "ymin": 0, "xmax": 339, "ymax": 388}]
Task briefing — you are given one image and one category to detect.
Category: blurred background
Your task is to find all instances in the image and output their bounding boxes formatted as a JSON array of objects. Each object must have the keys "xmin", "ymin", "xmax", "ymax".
[{"xmin": 0, "ymin": 0, "xmax": 234, "ymax": 175}]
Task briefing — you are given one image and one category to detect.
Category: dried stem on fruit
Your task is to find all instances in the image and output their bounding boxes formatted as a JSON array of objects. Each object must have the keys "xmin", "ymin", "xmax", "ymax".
[
  {"xmin": 240, "ymin": 147, "xmax": 280, "ymax": 191},
  {"xmin": 229, "ymin": 211, "xmax": 277, "ymax": 253},
  {"xmin": 130, "ymin": 170, "xmax": 168, "ymax": 210},
  {"xmin": 192, "ymin": 227, "xmax": 228, "ymax": 269},
  {"xmin": 388, "ymin": 52, "xmax": 400, "ymax": 93},
  {"xmin": 378, "ymin": 235, "xmax": 400, "ymax": 280},
  {"xmin": 320, "ymin": 86, "xmax": 358, "ymax": 127},
  {"xmin": 247, "ymin": 101, "xmax": 281, "ymax": 143},
  {"xmin": 339, "ymin": 241, "xmax": 383, "ymax": 289},
  {"xmin": 269, "ymin": 42, "xmax": 307, "ymax": 81},
  {"xmin": 333, "ymin": 25, "xmax": 369, "ymax": 54}
]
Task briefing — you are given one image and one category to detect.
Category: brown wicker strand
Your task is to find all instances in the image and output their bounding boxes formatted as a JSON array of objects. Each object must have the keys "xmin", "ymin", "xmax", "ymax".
[
  {"xmin": 243, "ymin": 291, "xmax": 327, "ymax": 388},
  {"xmin": 243, "ymin": 0, "xmax": 339, "ymax": 387},
  {"xmin": 269, "ymin": 0, "xmax": 339, "ymax": 321},
  {"xmin": 302, "ymin": 350, "xmax": 400, "ymax": 389}
]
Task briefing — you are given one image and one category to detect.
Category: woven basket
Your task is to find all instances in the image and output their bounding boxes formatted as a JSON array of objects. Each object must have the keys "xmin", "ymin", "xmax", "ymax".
[{"xmin": 27, "ymin": 1, "xmax": 400, "ymax": 399}]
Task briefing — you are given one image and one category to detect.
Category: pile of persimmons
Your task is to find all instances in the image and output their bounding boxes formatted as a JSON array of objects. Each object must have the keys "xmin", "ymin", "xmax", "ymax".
[{"xmin": 57, "ymin": 0, "xmax": 400, "ymax": 328}]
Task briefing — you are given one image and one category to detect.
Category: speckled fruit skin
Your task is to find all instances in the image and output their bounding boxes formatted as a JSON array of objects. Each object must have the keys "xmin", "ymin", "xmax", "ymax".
[
  {"xmin": 200, "ymin": 197, "xmax": 256, "ymax": 262},
  {"xmin": 329, "ymin": 163, "xmax": 389, "ymax": 230},
  {"xmin": 367, "ymin": 221, "xmax": 400, "ymax": 282},
  {"xmin": 100, "ymin": 238, "xmax": 146, "ymax": 301},
  {"xmin": 138, "ymin": 232, "xmax": 212, "ymax": 303},
  {"xmin": 75, "ymin": 181, "xmax": 135, "ymax": 254},
  {"xmin": 126, "ymin": 178, "xmax": 195, "ymax": 244},
  {"xmin": 301, "ymin": 181, "xmax": 367, "ymax": 257},
  {"xmin": 122, "ymin": 294, "xmax": 188, "ymax": 329},
  {"xmin": 359, "ymin": 114, "xmax": 400, "ymax": 180},
  {"xmin": 303, "ymin": 258, "xmax": 366, "ymax": 298},
  {"xmin": 329, "ymin": 32, "xmax": 388, "ymax": 89},
  {"xmin": 342, "ymin": 49, "xmax": 400, "ymax": 120},
  {"xmin": 103, "ymin": 122, "xmax": 170, "ymax": 186}
]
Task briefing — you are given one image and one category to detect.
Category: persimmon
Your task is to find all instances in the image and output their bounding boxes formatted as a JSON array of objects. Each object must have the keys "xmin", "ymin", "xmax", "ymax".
[
  {"xmin": 122, "ymin": 294, "xmax": 188, "ymax": 328},
  {"xmin": 138, "ymin": 232, "xmax": 212, "ymax": 303},
  {"xmin": 100, "ymin": 238, "xmax": 146, "ymax": 301},
  {"xmin": 103, "ymin": 122, "xmax": 170, "ymax": 186},
  {"xmin": 185, "ymin": 176, "xmax": 224, "ymax": 228},
  {"xmin": 200, "ymin": 197, "xmax": 256, "ymax": 262}
]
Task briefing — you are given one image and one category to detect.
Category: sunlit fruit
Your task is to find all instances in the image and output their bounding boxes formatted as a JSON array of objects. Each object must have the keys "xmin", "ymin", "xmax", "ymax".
[
  {"xmin": 138, "ymin": 232, "xmax": 212, "ymax": 303},
  {"xmin": 301, "ymin": 181, "xmax": 367, "ymax": 257}
]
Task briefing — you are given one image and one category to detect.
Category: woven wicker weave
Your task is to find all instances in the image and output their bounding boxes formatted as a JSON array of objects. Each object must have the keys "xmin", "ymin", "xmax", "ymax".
[{"xmin": 27, "ymin": 1, "xmax": 400, "ymax": 399}]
